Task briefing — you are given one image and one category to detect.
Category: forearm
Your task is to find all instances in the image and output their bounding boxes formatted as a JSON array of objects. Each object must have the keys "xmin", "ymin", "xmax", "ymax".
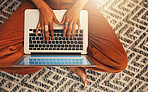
[
  {"xmin": 72, "ymin": 0, "xmax": 88, "ymax": 10},
  {"xmin": 30, "ymin": 0, "xmax": 49, "ymax": 9}
]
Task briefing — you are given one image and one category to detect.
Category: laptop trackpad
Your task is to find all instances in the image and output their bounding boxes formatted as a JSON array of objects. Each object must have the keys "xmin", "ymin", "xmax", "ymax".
[{"xmin": 13, "ymin": 55, "xmax": 96, "ymax": 67}]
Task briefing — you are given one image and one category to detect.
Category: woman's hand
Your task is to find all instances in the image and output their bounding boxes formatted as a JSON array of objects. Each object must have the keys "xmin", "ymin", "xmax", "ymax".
[
  {"xmin": 32, "ymin": 0, "xmax": 59, "ymax": 42},
  {"xmin": 60, "ymin": 6, "xmax": 81, "ymax": 40},
  {"xmin": 60, "ymin": 0, "xmax": 88, "ymax": 40}
]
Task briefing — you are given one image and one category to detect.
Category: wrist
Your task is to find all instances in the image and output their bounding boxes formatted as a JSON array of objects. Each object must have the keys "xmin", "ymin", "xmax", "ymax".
[
  {"xmin": 31, "ymin": 0, "xmax": 46, "ymax": 9},
  {"xmin": 72, "ymin": 0, "xmax": 88, "ymax": 10}
]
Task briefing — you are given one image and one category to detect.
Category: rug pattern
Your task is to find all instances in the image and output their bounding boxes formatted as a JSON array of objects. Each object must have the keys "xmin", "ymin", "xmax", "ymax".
[{"xmin": 0, "ymin": 0, "xmax": 147, "ymax": 92}]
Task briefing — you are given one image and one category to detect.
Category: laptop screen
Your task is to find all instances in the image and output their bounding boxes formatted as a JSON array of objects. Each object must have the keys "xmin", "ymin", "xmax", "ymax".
[{"xmin": 18, "ymin": 55, "xmax": 91, "ymax": 65}]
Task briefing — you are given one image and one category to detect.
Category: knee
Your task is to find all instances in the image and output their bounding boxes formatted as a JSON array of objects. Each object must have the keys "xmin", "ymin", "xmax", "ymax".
[{"xmin": 115, "ymin": 55, "xmax": 128, "ymax": 73}]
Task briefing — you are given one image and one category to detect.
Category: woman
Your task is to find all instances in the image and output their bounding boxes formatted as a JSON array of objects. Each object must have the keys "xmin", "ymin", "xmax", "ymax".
[{"xmin": 0, "ymin": 0, "xmax": 128, "ymax": 86}]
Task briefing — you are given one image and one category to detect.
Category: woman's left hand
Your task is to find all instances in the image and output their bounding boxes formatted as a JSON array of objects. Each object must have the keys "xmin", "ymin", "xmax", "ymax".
[{"xmin": 60, "ymin": 6, "xmax": 81, "ymax": 39}]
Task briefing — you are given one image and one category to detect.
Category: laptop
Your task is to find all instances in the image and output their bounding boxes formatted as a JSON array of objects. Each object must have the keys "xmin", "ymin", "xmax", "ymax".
[{"xmin": 13, "ymin": 9, "xmax": 96, "ymax": 67}]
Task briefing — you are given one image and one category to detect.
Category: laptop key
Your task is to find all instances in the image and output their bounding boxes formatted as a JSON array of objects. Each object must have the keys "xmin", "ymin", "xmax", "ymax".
[
  {"xmin": 38, "ymin": 34, "xmax": 41, "ymax": 36},
  {"xmin": 50, "ymin": 45, "xmax": 53, "ymax": 47},
  {"xmin": 40, "ymin": 37, "xmax": 43, "ymax": 40},
  {"xmin": 80, "ymin": 45, "xmax": 83, "ymax": 47},
  {"xmin": 46, "ymin": 44, "xmax": 49, "ymax": 47},
  {"xmin": 73, "ymin": 37, "xmax": 76, "ymax": 40},
  {"xmin": 49, "ymin": 41, "xmax": 51, "ymax": 44},
  {"xmin": 54, "ymin": 45, "xmax": 57, "ymax": 47},
  {"xmin": 36, "ymin": 37, "xmax": 39, "ymax": 40},
  {"xmin": 29, "ymin": 48, "xmax": 32, "ymax": 50},
  {"xmin": 45, "ymin": 48, "xmax": 48, "ymax": 50},
  {"xmin": 63, "ymin": 41, "xmax": 66, "ymax": 44},
  {"xmin": 29, "ymin": 41, "xmax": 32, "ymax": 43},
  {"xmin": 59, "ymin": 37, "xmax": 62, "ymax": 40},
  {"xmin": 39, "ymin": 44, "xmax": 42, "ymax": 47},
  {"xmin": 77, "ymin": 38, "xmax": 83, "ymax": 40},
  {"xmin": 29, "ymin": 44, "xmax": 34, "ymax": 47},
  {"xmin": 32, "ymin": 37, "xmax": 35, "ymax": 40},
  {"xmin": 60, "ymin": 41, "xmax": 62, "ymax": 44},
  {"xmin": 64, "ymin": 48, "xmax": 67, "ymax": 50},
  {"xmin": 71, "ymin": 41, "xmax": 73, "ymax": 44},
  {"xmin": 79, "ymin": 34, "xmax": 83, "ymax": 37},
  {"xmin": 29, "ymin": 29, "xmax": 33, "ymax": 31},
  {"xmin": 37, "ymin": 41, "xmax": 40, "ymax": 43},
  {"xmin": 78, "ymin": 41, "xmax": 83, "ymax": 44},
  {"xmin": 74, "ymin": 41, "xmax": 77, "ymax": 44},
  {"xmin": 41, "ymin": 48, "xmax": 44, "ymax": 50},
  {"xmin": 33, "ymin": 29, "xmax": 36, "ymax": 33},
  {"xmin": 29, "ymin": 33, "xmax": 36, "ymax": 36},
  {"xmin": 76, "ymin": 48, "xmax": 79, "ymax": 50},
  {"xmin": 35, "ymin": 44, "xmax": 38, "ymax": 47},
  {"xmin": 65, "ymin": 45, "xmax": 68, "ymax": 47},
  {"xmin": 52, "ymin": 41, "xmax": 55, "ymax": 44},
  {"xmin": 33, "ymin": 48, "xmax": 36, "ymax": 50},
  {"xmin": 67, "ymin": 41, "xmax": 70, "ymax": 44}
]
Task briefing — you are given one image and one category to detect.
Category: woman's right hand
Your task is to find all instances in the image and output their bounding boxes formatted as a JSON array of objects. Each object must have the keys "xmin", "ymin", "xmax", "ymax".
[{"xmin": 33, "ymin": 0, "xmax": 59, "ymax": 43}]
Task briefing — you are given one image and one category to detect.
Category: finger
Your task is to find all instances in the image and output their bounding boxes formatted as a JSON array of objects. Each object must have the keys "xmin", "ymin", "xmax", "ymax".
[
  {"xmin": 71, "ymin": 22, "xmax": 76, "ymax": 38},
  {"xmin": 41, "ymin": 22, "xmax": 45, "ymax": 41},
  {"xmin": 68, "ymin": 67, "xmax": 87, "ymax": 87},
  {"xmin": 77, "ymin": 22, "xmax": 81, "ymax": 34},
  {"xmin": 53, "ymin": 13, "xmax": 60, "ymax": 24},
  {"xmin": 49, "ymin": 22, "xmax": 54, "ymax": 40},
  {"xmin": 63, "ymin": 21, "xmax": 68, "ymax": 38},
  {"xmin": 36, "ymin": 22, "xmax": 40, "ymax": 36},
  {"xmin": 45, "ymin": 25, "xmax": 49, "ymax": 43},
  {"xmin": 59, "ymin": 13, "xmax": 66, "ymax": 24},
  {"xmin": 68, "ymin": 22, "xmax": 73, "ymax": 40}
]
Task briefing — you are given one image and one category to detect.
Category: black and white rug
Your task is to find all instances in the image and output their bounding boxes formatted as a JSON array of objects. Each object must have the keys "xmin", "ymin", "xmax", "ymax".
[{"xmin": 0, "ymin": 0, "xmax": 147, "ymax": 91}]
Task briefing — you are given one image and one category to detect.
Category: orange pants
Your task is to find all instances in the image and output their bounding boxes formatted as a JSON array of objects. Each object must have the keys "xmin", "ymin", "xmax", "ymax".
[{"xmin": 0, "ymin": 0, "xmax": 128, "ymax": 75}]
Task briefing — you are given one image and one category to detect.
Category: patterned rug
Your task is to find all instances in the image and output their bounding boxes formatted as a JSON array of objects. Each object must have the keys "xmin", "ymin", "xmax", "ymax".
[{"xmin": 0, "ymin": 0, "xmax": 147, "ymax": 91}]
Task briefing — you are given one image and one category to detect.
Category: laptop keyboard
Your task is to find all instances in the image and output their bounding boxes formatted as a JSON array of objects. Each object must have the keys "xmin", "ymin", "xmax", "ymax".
[{"xmin": 29, "ymin": 29, "xmax": 83, "ymax": 50}]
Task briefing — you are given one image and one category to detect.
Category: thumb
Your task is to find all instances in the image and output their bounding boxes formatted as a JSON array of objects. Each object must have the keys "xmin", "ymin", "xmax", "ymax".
[
  {"xmin": 53, "ymin": 14, "xmax": 60, "ymax": 24},
  {"xmin": 68, "ymin": 67, "xmax": 87, "ymax": 87},
  {"xmin": 56, "ymin": 13, "xmax": 66, "ymax": 25}
]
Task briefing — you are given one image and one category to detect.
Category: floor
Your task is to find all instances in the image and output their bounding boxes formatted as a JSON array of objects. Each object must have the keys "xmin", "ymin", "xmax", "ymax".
[{"xmin": 0, "ymin": 0, "xmax": 147, "ymax": 92}]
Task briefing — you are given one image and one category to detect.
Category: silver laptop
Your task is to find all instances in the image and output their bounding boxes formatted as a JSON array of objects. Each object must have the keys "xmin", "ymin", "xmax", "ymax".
[{"xmin": 13, "ymin": 9, "xmax": 96, "ymax": 67}]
